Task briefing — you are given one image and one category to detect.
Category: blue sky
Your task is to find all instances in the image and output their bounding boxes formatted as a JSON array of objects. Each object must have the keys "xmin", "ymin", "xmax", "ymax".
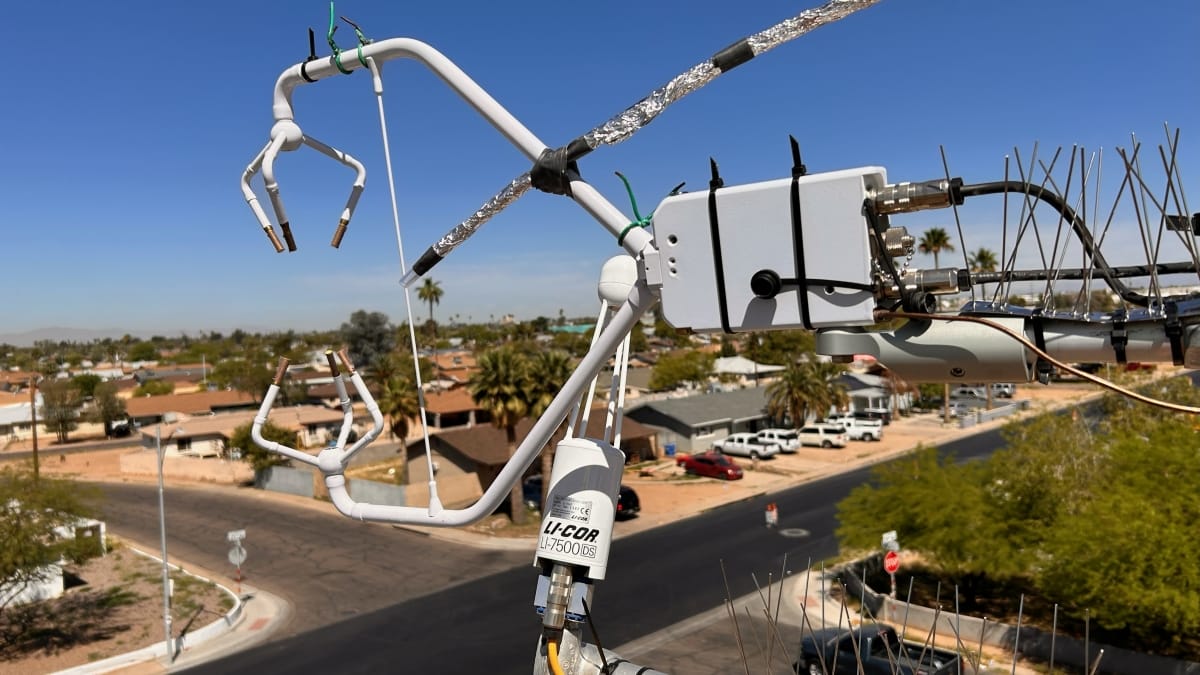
[{"xmin": 2, "ymin": 0, "xmax": 1197, "ymax": 340}]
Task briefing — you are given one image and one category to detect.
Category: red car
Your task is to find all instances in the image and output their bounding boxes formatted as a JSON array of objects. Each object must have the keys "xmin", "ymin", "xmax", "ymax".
[{"xmin": 677, "ymin": 452, "xmax": 744, "ymax": 480}]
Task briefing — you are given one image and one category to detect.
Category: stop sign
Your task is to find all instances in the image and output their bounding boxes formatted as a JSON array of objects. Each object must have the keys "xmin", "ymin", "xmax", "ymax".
[{"xmin": 883, "ymin": 550, "xmax": 900, "ymax": 574}]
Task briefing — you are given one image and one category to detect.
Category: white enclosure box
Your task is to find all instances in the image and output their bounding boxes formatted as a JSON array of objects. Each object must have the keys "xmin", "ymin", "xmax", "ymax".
[{"xmin": 652, "ymin": 167, "xmax": 884, "ymax": 333}]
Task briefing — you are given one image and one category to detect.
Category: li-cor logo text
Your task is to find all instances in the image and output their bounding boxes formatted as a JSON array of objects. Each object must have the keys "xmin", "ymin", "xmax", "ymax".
[{"xmin": 542, "ymin": 521, "xmax": 601, "ymax": 543}]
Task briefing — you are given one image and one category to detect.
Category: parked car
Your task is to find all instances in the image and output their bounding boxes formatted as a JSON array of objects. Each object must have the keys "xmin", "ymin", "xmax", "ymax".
[
  {"xmin": 825, "ymin": 415, "xmax": 883, "ymax": 441},
  {"xmin": 795, "ymin": 624, "xmax": 960, "ymax": 675},
  {"xmin": 713, "ymin": 432, "xmax": 781, "ymax": 459},
  {"xmin": 949, "ymin": 384, "xmax": 988, "ymax": 399},
  {"xmin": 522, "ymin": 476, "xmax": 641, "ymax": 519},
  {"xmin": 854, "ymin": 407, "xmax": 892, "ymax": 425},
  {"xmin": 991, "ymin": 382, "xmax": 1015, "ymax": 398},
  {"xmin": 755, "ymin": 428, "xmax": 800, "ymax": 452},
  {"xmin": 797, "ymin": 424, "xmax": 848, "ymax": 448},
  {"xmin": 676, "ymin": 452, "xmax": 744, "ymax": 480}
]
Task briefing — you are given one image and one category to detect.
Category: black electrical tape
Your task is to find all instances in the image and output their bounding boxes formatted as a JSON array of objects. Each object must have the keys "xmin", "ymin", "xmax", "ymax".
[
  {"xmin": 300, "ymin": 60, "xmax": 317, "ymax": 83},
  {"xmin": 1165, "ymin": 301, "xmax": 1185, "ymax": 365},
  {"xmin": 530, "ymin": 147, "xmax": 580, "ymax": 196},
  {"xmin": 1029, "ymin": 309, "xmax": 1052, "ymax": 381},
  {"xmin": 565, "ymin": 137, "xmax": 593, "ymax": 162},
  {"xmin": 712, "ymin": 39, "xmax": 754, "ymax": 72},
  {"xmin": 411, "ymin": 247, "xmax": 442, "ymax": 277},
  {"xmin": 789, "ymin": 167, "xmax": 813, "ymax": 330},
  {"xmin": 1110, "ymin": 309, "xmax": 1128, "ymax": 364},
  {"xmin": 706, "ymin": 160, "xmax": 734, "ymax": 334}
]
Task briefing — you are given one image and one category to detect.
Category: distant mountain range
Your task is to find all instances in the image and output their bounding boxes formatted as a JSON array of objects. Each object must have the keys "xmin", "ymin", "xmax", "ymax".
[
  {"xmin": 0, "ymin": 327, "xmax": 138, "ymax": 347},
  {"xmin": 0, "ymin": 325, "xmax": 277, "ymax": 347}
]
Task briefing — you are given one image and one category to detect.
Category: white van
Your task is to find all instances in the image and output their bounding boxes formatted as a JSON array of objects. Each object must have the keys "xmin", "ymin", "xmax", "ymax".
[
  {"xmin": 755, "ymin": 428, "xmax": 800, "ymax": 453},
  {"xmin": 797, "ymin": 424, "xmax": 848, "ymax": 448},
  {"xmin": 826, "ymin": 415, "xmax": 883, "ymax": 441}
]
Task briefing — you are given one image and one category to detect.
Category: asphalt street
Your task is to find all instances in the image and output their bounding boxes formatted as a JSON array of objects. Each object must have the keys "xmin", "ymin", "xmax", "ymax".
[
  {"xmin": 168, "ymin": 426, "xmax": 1008, "ymax": 674},
  {"xmin": 93, "ymin": 482, "xmax": 529, "ymax": 637}
]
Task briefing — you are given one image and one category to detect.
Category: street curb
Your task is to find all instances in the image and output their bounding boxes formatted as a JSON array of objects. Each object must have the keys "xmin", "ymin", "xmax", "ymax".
[{"xmin": 51, "ymin": 544, "xmax": 243, "ymax": 675}]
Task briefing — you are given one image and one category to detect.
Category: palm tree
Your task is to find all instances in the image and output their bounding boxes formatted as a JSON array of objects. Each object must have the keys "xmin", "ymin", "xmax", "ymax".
[
  {"xmin": 767, "ymin": 358, "xmax": 848, "ymax": 428},
  {"xmin": 968, "ymin": 247, "xmax": 1001, "ymax": 411},
  {"xmin": 918, "ymin": 228, "xmax": 956, "ymax": 268},
  {"xmin": 377, "ymin": 375, "xmax": 420, "ymax": 482},
  {"xmin": 469, "ymin": 347, "xmax": 534, "ymax": 525},
  {"xmin": 417, "ymin": 279, "xmax": 444, "ymax": 334},
  {"xmin": 969, "ymin": 247, "xmax": 999, "ymax": 299},
  {"xmin": 528, "ymin": 350, "xmax": 574, "ymax": 508}
]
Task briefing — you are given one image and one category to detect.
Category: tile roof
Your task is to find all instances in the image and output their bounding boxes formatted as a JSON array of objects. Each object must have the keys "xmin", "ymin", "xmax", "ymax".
[
  {"xmin": 140, "ymin": 404, "xmax": 349, "ymax": 440},
  {"xmin": 626, "ymin": 387, "xmax": 771, "ymax": 427},
  {"xmin": 426, "ymin": 410, "xmax": 655, "ymax": 466},
  {"xmin": 125, "ymin": 390, "xmax": 258, "ymax": 417},
  {"xmin": 423, "ymin": 387, "xmax": 479, "ymax": 415}
]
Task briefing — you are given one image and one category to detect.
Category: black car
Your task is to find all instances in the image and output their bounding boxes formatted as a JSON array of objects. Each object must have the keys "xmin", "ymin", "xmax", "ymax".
[{"xmin": 523, "ymin": 476, "xmax": 640, "ymax": 519}]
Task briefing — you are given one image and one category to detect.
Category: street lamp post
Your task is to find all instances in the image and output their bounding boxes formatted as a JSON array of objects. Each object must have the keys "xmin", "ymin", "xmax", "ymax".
[{"xmin": 155, "ymin": 427, "xmax": 173, "ymax": 657}]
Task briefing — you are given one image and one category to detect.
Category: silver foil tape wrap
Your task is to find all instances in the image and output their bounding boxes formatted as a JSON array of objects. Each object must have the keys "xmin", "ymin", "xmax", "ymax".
[
  {"xmin": 746, "ymin": 0, "xmax": 880, "ymax": 55},
  {"xmin": 429, "ymin": 0, "xmax": 880, "ymax": 261},
  {"xmin": 433, "ymin": 172, "xmax": 532, "ymax": 256},
  {"xmin": 584, "ymin": 0, "xmax": 880, "ymax": 151}
]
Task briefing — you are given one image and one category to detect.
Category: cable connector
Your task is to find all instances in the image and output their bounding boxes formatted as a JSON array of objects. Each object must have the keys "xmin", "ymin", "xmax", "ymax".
[{"xmin": 872, "ymin": 177, "xmax": 964, "ymax": 215}]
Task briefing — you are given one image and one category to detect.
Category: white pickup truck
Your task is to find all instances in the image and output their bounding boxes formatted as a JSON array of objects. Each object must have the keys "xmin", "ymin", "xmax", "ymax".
[{"xmin": 827, "ymin": 415, "xmax": 884, "ymax": 441}]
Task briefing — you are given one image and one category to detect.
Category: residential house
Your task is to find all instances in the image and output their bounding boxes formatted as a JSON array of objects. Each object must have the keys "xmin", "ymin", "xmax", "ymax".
[
  {"xmin": 404, "ymin": 412, "xmax": 658, "ymax": 504},
  {"xmin": 423, "ymin": 387, "xmax": 481, "ymax": 430},
  {"xmin": 713, "ymin": 356, "xmax": 785, "ymax": 386},
  {"xmin": 624, "ymin": 386, "xmax": 774, "ymax": 455},
  {"xmin": 124, "ymin": 390, "xmax": 259, "ymax": 427},
  {"xmin": 138, "ymin": 404, "xmax": 353, "ymax": 458},
  {"xmin": 0, "ymin": 390, "xmax": 43, "ymax": 442}
]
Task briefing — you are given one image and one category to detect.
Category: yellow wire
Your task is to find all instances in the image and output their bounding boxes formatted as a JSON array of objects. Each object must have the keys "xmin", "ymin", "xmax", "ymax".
[
  {"xmin": 547, "ymin": 637, "xmax": 565, "ymax": 675},
  {"xmin": 880, "ymin": 311, "xmax": 1200, "ymax": 414}
]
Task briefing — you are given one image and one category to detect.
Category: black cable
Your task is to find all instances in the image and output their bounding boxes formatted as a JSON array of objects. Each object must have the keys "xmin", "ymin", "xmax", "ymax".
[
  {"xmin": 581, "ymin": 597, "xmax": 611, "ymax": 674},
  {"xmin": 959, "ymin": 180, "xmax": 1153, "ymax": 306}
]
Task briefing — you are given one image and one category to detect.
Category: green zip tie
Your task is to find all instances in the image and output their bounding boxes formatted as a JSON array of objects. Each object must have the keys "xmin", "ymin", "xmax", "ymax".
[
  {"xmin": 327, "ymin": 3, "xmax": 353, "ymax": 75},
  {"xmin": 615, "ymin": 171, "xmax": 654, "ymax": 245},
  {"xmin": 341, "ymin": 15, "xmax": 372, "ymax": 68}
]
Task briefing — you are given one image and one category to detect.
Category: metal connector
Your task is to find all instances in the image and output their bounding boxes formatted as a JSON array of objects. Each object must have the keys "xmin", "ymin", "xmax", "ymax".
[
  {"xmin": 272, "ymin": 357, "xmax": 291, "ymax": 385},
  {"xmin": 872, "ymin": 178, "xmax": 963, "ymax": 215},
  {"xmin": 331, "ymin": 218, "xmax": 349, "ymax": 248},
  {"xmin": 542, "ymin": 564, "xmax": 574, "ymax": 630},
  {"xmin": 337, "ymin": 348, "xmax": 357, "ymax": 373}
]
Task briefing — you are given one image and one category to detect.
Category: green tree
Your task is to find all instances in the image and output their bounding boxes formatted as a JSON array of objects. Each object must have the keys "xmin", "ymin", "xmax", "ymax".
[
  {"xmin": 648, "ymin": 350, "xmax": 715, "ymax": 391},
  {"xmin": 742, "ymin": 331, "xmax": 816, "ymax": 366},
  {"xmin": 38, "ymin": 379, "xmax": 82, "ymax": 444},
  {"xmin": 91, "ymin": 382, "xmax": 127, "ymax": 437},
  {"xmin": 417, "ymin": 279, "xmax": 444, "ymax": 335},
  {"xmin": 127, "ymin": 342, "xmax": 160, "ymax": 362},
  {"xmin": 230, "ymin": 420, "xmax": 296, "ymax": 473},
  {"xmin": 340, "ymin": 310, "xmax": 395, "ymax": 371},
  {"xmin": 71, "ymin": 373, "xmax": 102, "ymax": 399},
  {"xmin": 765, "ymin": 358, "xmax": 847, "ymax": 427},
  {"xmin": 132, "ymin": 380, "xmax": 174, "ymax": 397},
  {"xmin": 469, "ymin": 347, "xmax": 534, "ymax": 525},
  {"xmin": 918, "ymin": 227, "xmax": 956, "ymax": 268},
  {"xmin": 1038, "ymin": 423, "xmax": 1200, "ymax": 649},
  {"xmin": 210, "ymin": 353, "xmax": 273, "ymax": 403},
  {"xmin": 528, "ymin": 350, "xmax": 574, "ymax": 508},
  {"xmin": 0, "ymin": 466, "xmax": 102, "ymax": 614},
  {"xmin": 837, "ymin": 447, "xmax": 1021, "ymax": 587}
]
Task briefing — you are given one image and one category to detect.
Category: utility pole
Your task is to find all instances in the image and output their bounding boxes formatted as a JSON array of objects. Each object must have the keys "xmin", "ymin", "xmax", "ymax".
[{"xmin": 28, "ymin": 376, "xmax": 39, "ymax": 483}]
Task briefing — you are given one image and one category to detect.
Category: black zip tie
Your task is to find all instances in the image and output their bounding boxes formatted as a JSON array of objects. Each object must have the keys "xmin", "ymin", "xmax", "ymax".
[
  {"xmin": 707, "ymin": 158, "xmax": 734, "ymax": 334},
  {"xmin": 1165, "ymin": 300, "xmax": 1185, "ymax": 365},
  {"xmin": 1110, "ymin": 308, "xmax": 1128, "ymax": 364},
  {"xmin": 301, "ymin": 28, "xmax": 318, "ymax": 83},
  {"xmin": 788, "ymin": 136, "xmax": 813, "ymax": 329}
]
